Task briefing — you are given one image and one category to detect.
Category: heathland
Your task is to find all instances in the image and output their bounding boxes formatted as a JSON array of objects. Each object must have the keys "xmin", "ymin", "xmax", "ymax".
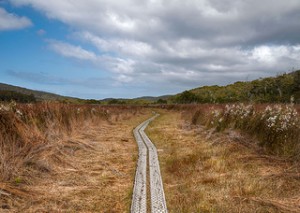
[
  {"xmin": 1, "ymin": 70, "xmax": 300, "ymax": 212},
  {"xmin": 173, "ymin": 70, "xmax": 300, "ymax": 104}
]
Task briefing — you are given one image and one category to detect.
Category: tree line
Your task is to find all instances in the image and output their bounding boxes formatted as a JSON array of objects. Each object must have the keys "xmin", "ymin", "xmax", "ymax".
[
  {"xmin": 173, "ymin": 70, "xmax": 300, "ymax": 104},
  {"xmin": 0, "ymin": 91, "xmax": 36, "ymax": 103}
]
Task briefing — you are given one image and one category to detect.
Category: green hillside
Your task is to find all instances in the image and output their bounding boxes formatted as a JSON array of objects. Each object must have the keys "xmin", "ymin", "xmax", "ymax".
[
  {"xmin": 172, "ymin": 70, "xmax": 300, "ymax": 104},
  {"xmin": 133, "ymin": 95, "xmax": 172, "ymax": 101},
  {"xmin": 0, "ymin": 90, "xmax": 36, "ymax": 103},
  {"xmin": 0, "ymin": 83, "xmax": 78, "ymax": 102}
]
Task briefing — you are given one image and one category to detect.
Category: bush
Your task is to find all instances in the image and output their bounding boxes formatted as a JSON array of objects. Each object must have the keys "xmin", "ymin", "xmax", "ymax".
[
  {"xmin": 175, "ymin": 91, "xmax": 199, "ymax": 104},
  {"xmin": 0, "ymin": 91, "xmax": 36, "ymax": 103},
  {"xmin": 199, "ymin": 104, "xmax": 300, "ymax": 156}
]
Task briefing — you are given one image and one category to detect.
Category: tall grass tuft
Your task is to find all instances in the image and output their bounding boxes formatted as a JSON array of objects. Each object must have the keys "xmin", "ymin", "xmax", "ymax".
[{"xmin": 0, "ymin": 102, "xmax": 141, "ymax": 199}]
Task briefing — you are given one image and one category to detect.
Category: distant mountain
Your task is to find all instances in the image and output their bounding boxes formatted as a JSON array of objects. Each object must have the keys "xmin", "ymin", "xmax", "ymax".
[
  {"xmin": 0, "ymin": 82, "xmax": 171, "ymax": 104},
  {"xmin": 172, "ymin": 70, "xmax": 300, "ymax": 104},
  {"xmin": 99, "ymin": 95, "xmax": 172, "ymax": 104},
  {"xmin": 0, "ymin": 82, "xmax": 78, "ymax": 101},
  {"xmin": 133, "ymin": 95, "xmax": 172, "ymax": 101}
]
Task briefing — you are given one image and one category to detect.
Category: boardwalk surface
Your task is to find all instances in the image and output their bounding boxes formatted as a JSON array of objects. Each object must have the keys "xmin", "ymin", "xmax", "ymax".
[{"xmin": 131, "ymin": 115, "xmax": 168, "ymax": 213}]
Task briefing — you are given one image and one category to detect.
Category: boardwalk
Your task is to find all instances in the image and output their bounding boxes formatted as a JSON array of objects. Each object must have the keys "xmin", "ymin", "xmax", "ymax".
[{"xmin": 131, "ymin": 114, "xmax": 168, "ymax": 213}]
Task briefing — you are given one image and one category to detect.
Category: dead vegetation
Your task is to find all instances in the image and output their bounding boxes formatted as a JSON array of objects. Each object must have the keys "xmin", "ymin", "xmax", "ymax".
[
  {"xmin": 146, "ymin": 109, "xmax": 300, "ymax": 212},
  {"xmin": 2, "ymin": 102, "xmax": 300, "ymax": 212},
  {"xmin": 0, "ymin": 102, "xmax": 150, "ymax": 212},
  {"xmin": 159, "ymin": 104, "xmax": 300, "ymax": 157}
]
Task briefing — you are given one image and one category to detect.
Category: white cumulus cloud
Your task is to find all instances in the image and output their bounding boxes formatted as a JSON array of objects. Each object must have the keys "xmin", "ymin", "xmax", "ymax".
[
  {"xmin": 0, "ymin": 7, "xmax": 32, "ymax": 31},
  {"xmin": 47, "ymin": 40, "xmax": 97, "ymax": 61}
]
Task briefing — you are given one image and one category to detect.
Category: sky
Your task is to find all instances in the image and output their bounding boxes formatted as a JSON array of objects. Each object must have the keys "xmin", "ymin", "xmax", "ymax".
[{"xmin": 0, "ymin": 0, "xmax": 300, "ymax": 99}]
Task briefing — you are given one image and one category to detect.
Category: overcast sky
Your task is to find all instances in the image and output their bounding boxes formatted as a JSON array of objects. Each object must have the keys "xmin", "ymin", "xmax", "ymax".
[{"xmin": 1, "ymin": 0, "xmax": 300, "ymax": 99}]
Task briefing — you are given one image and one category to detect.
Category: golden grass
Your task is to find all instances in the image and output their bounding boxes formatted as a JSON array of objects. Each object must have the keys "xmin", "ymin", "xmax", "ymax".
[
  {"xmin": 146, "ymin": 109, "xmax": 300, "ymax": 213},
  {"xmin": 0, "ymin": 103, "xmax": 151, "ymax": 212},
  {"xmin": 161, "ymin": 104, "xmax": 300, "ymax": 157}
]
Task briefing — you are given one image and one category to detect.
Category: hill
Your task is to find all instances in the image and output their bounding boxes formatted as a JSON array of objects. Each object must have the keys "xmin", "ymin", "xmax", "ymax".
[
  {"xmin": 0, "ymin": 90, "xmax": 36, "ymax": 103},
  {"xmin": 98, "ymin": 95, "xmax": 171, "ymax": 105},
  {"xmin": 0, "ymin": 82, "xmax": 170, "ymax": 104},
  {"xmin": 0, "ymin": 82, "xmax": 78, "ymax": 102},
  {"xmin": 133, "ymin": 95, "xmax": 172, "ymax": 101},
  {"xmin": 172, "ymin": 70, "xmax": 300, "ymax": 104}
]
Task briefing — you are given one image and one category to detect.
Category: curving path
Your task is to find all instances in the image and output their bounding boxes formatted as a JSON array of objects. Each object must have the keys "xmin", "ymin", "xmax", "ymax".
[{"xmin": 131, "ymin": 114, "xmax": 168, "ymax": 213}]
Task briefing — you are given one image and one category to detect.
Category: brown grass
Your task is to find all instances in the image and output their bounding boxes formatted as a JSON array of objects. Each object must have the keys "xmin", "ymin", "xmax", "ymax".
[
  {"xmin": 146, "ymin": 109, "xmax": 300, "ymax": 212},
  {"xmin": 0, "ymin": 102, "xmax": 150, "ymax": 212},
  {"xmin": 160, "ymin": 104, "xmax": 300, "ymax": 157}
]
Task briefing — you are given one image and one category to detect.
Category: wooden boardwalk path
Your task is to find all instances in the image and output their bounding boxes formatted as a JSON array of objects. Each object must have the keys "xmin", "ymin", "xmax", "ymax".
[{"xmin": 131, "ymin": 114, "xmax": 168, "ymax": 213}]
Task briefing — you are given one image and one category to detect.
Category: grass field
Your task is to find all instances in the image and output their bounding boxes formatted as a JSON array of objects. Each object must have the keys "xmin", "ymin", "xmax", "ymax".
[
  {"xmin": 0, "ymin": 102, "xmax": 151, "ymax": 212},
  {"xmin": 147, "ymin": 108, "xmax": 300, "ymax": 212},
  {"xmin": 1, "ymin": 102, "xmax": 300, "ymax": 212}
]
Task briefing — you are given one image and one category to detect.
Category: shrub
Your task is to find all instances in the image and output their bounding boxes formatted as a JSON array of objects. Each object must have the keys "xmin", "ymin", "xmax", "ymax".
[{"xmin": 202, "ymin": 104, "xmax": 300, "ymax": 156}]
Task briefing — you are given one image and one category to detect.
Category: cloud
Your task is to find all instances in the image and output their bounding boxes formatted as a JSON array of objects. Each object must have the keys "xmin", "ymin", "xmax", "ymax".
[
  {"xmin": 7, "ymin": 70, "xmax": 71, "ymax": 85},
  {"xmin": 8, "ymin": 0, "xmax": 300, "ymax": 95},
  {"xmin": 9, "ymin": 0, "xmax": 300, "ymax": 47},
  {"xmin": 6, "ymin": 69, "xmax": 151, "ymax": 99},
  {"xmin": 46, "ymin": 39, "xmax": 137, "ymax": 82},
  {"xmin": 250, "ymin": 45, "xmax": 300, "ymax": 65},
  {"xmin": 77, "ymin": 32, "xmax": 154, "ymax": 58},
  {"xmin": 47, "ymin": 39, "xmax": 97, "ymax": 61},
  {"xmin": 6, "ymin": 69, "xmax": 112, "ymax": 88},
  {"xmin": 0, "ymin": 7, "xmax": 32, "ymax": 31},
  {"xmin": 36, "ymin": 29, "xmax": 46, "ymax": 36}
]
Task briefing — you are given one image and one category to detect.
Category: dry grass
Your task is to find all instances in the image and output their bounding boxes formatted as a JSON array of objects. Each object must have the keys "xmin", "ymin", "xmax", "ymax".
[
  {"xmin": 146, "ymin": 109, "xmax": 300, "ymax": 212},
  {"xmin": 160, "ymin": 104, "xmax": 300, "ymax": 157},
  {"xmin": 0, "ymin": 102, "xmax": 151, "ymax": 212}
]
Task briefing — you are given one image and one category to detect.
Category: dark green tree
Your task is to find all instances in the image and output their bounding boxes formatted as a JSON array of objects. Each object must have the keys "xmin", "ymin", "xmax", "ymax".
[{"xmin": 175, "ymin": 91, "xmax": 199, "ymax": 104}]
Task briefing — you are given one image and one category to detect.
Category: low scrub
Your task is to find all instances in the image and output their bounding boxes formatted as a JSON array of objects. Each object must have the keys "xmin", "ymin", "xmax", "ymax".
[
  {"xmin": 183, "ymin": 104, "xmax": 300, "ymax": 157},
  {"xmin": 172, "ymin": 70, "xmax": 300, "ymax": 104}
]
